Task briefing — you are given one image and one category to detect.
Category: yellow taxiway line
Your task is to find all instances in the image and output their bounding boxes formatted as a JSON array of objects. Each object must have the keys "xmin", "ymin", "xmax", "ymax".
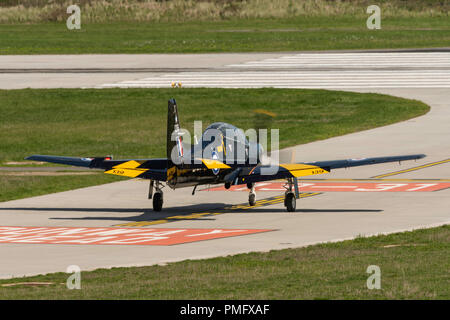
[{"xmin": 372, "ymin": 158, "xmax": 450, "ymax": 179}]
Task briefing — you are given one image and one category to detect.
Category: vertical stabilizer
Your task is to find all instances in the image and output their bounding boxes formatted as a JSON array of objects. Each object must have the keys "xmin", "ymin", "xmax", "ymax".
[{"xmin": 167, "ymin": 98, "xmax": 183, "ymax": 166}]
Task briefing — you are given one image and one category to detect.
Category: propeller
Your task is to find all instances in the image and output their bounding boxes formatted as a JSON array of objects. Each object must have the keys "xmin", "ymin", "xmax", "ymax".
[
  {"xmin": 252, "ymin": 109, "xmax": 294, "ymax": 164},
  {"xmin": 253, "ymin": 109, "xmax": 276, "ymax": 133}
]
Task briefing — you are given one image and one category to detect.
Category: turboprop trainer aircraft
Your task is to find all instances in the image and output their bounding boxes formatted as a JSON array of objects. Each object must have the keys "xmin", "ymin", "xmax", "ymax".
[{"xmin": 27, "ymin": 99, "xmax": 425, "ymax": 212}]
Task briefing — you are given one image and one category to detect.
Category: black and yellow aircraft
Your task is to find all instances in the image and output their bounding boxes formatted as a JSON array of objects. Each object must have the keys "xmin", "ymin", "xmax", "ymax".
[{"xmin": 27, "ymin": 99, "xmax": 425, "ymax": 212}]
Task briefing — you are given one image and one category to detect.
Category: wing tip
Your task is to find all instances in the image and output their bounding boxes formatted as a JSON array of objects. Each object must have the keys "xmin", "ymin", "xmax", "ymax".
[
  {"xmin": 411, "ymin": 154, "xmax": 426, "ymax": 160},
  {"xmin": 25, "ymin": 155, "xmax": 39, "ymax": 161}
]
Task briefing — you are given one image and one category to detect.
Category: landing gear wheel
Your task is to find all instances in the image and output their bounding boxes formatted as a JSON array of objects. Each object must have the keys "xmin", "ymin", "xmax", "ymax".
[
  {"xmin": 249, "ymin": 193, "xmax": 256, "ymax": 206},
  {"xmin": 153, "ymin": 192, "xmax": 163, "ymax": 212},
  {"xmin": 285, "ymin": 192, "xmax": 296, "ymax": 212}
]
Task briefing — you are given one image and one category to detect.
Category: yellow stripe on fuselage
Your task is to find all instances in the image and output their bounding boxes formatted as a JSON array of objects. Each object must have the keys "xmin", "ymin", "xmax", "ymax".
[{"xmin": 202, "ymin": 159, "xmax": 231, "ymax": 169}]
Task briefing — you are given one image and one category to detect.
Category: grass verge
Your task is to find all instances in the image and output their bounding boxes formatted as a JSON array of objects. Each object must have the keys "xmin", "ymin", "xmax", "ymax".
[
  {"xmin": 1, "ymin": 16, "xmax": 449, "ymax": 54},
  {"xmin": 1, "ymin": 1, "xmax": 448, "ymax": 54},
  {"xmin": 0, "ymin": 174, "xmax": 126, "ymax": 202},
  {"xmin": 0, "ymin": 225, "xmax": 448, "ymax": 299}
]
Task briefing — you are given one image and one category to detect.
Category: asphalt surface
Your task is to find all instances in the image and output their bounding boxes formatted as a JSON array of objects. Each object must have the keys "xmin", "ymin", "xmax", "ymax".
[{"xmin": 0, "ymin": 52, "xmax": 449, "ymax": 278}]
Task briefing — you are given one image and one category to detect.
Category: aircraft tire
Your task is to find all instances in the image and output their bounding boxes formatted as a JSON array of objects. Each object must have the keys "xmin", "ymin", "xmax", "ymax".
[
  {"xmin": 285, "ymin": 192, "xmax": 296, "ymax": 212},
  {"xmin": 249, "ymin": 193, "xmax": 256, "ymax": 206},
  {"xmin": 153, "ymin": 192, "xmax": 163, "ymax": 211}
]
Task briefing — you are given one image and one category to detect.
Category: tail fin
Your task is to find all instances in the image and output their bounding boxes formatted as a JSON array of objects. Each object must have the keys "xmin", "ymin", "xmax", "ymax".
[{"xmin": 167, "ymin": 98, "xmax": 184, "ymax": 166}]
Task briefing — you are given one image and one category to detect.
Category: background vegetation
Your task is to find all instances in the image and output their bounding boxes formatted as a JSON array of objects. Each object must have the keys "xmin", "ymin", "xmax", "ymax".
[{"xmin": 0, "ymin": 0, "xmax": 448, "ymax": 23}]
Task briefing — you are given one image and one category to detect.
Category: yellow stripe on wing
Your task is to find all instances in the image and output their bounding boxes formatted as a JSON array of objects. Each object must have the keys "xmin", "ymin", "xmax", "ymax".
[
  {"xmin": 104, "ymin": 168, "xmax": 148, "ymax": 178},
  {"xmin": 112, "ymin": 160, "xmax": 145, "ymax": 169},
  {"xmin": 104, "ymin": 160, "xmax": 148, "ymax": 178},
  {"xmin": 279, "ymin": 164, "xmax": 329, "ymax": 177}
]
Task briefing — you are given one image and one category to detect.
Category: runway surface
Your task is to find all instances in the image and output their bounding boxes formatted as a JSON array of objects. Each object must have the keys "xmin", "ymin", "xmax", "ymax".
[
  {"xmin": 0, "ymin": 51, "xmax": 449, "ymax": 278},
  {"xmin": 1, "ymin": 51, "xmax": 450, "ymax": 89},
  {"xmin": 100, "ymin": 52, "xmax": 450, "ymax": 89}
]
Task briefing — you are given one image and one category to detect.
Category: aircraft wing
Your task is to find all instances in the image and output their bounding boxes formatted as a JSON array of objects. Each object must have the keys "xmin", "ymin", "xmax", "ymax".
[
  {"xmin": 304, "ymin": 154, "xmax": 426, "ymax": 170},
  {"xmin": 26, "ymin": 155, "xmax": 104, "ymax": 168},
  {"xmin": 230, "ymin": 154, "xmax": 426, "ymax": 185},
  {"xmin": 26, "ymin": 155, "xmax": 168, "ymax": 181}
]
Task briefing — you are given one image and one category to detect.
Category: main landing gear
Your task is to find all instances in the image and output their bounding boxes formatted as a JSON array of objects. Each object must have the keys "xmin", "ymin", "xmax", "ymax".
[
  {"xmin": 149, "ymin": 180, "xmax": 164, "ymax": 212},
  {"xmin": 247, "ymin": 180, "xmax": 298, "ymax": 212},
  {"xmin": 247, "ymin": 183, "xmax": 256, "ymax": 206},
  {"xmin": 284, "ymin": 177, "xmax": 299, "ymax": 212}
]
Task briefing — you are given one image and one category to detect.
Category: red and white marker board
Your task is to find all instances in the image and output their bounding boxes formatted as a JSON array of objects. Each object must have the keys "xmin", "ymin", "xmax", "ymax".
[
  {"xmin": 205, "ymin": 182, "xmax": 450, "ymax": 192},
  {"xmin": 0, "ymin": 226, "xmax": 272, "ymax": 246}
]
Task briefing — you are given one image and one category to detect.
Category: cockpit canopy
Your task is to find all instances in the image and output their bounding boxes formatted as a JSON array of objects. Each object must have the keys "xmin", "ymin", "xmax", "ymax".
[
  {"xmin": 199, "ymin": 122, "xmax": 262, "ymax": 165},
  {"xmin": 202, "ymin": 122, "xmax": 248, "ymax": 150}
]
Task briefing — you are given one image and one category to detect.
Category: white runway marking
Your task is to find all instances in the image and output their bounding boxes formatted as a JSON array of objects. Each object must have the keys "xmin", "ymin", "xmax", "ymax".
[
  {"xmin": 227, "ymin": 52, "xmax": 450, "ymax": 68},
  {"xmin": 100, "ymin": 52, "xmax": 450, "ymax": 89}
]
